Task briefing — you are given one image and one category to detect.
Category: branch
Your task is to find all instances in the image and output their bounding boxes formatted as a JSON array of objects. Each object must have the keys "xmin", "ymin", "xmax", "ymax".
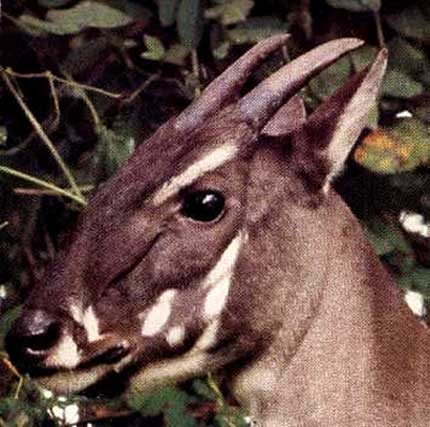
[
  {"xmin": 0, "ymin": 166, "xmax": 87, "ymax": 206},
  {"xmin": 1, "ymin": 70, "xmax": 85, "ymax": 201}
]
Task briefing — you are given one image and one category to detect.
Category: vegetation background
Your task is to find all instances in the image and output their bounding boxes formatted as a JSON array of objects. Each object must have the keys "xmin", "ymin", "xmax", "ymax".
[{"xmin": 1, "ymin": 0, "xmax": 430, "ymax": 425}]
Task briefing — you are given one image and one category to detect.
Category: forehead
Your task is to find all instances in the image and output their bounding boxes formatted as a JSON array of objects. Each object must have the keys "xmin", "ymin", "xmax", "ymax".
[{"xmin": 90, "ymin": 116, "xmax": 254, "ymax": 215}]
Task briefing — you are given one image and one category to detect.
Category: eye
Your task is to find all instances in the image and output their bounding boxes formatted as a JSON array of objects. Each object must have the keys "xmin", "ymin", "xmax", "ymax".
[{"xmin": 181, "ymin": 190, "xmax": 225, "ymax": 222}]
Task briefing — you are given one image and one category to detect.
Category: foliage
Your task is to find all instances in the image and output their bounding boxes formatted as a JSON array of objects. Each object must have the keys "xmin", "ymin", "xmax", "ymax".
[{"xmin": 1, "ymin": 0, "xmax": 430, "ymax": 426}]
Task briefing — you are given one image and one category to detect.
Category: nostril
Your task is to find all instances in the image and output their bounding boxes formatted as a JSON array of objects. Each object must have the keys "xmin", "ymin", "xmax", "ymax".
[
  {"xmin": 6, "ymin": 309, "xmax": 62, "ymax": 360},
  {"xmin": 20, "ymin": 322, "xmax": 61, "ymax": 353}
]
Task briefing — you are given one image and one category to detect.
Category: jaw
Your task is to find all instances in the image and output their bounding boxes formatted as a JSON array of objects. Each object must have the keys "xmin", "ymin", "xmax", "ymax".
[
  {"xmin": 36, "ymin": 346, "xmax": 232, "ymax": 399},
  {"xmin": 36, "ymin": 353, "xmax": 134, "ymax": 395}
]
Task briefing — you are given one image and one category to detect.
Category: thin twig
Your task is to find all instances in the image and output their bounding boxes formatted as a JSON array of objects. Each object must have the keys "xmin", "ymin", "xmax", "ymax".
[
  {"xmin": 14, "ymin": 184, "xmax": 94, "ymax": 196},
  {"xmin": 47, "ymin": 72, "xmax": 61, "ymax": 131},
  {"xmin": 0, "ymin": 166, "xmax": 87, "ymax": 206},
  {"xmin": 3, "ymin": 68, "xmax": 122, "ymax": 98},
  {"xmin": 0, "ymin": 356, "xmax": 24, "ymax": 399},
  {"xmin": 374, "ymin": 11, "xmax": 385, "ymax": 48},
  {"xmin": 1, "ymin": 70, "xmax": 85, "ymax": 201},
  {"xmin": 191, "ymin": 49, "xmax": 201, "ymax": 97},
  {"xmin": 0, "ymin": 221, "xmax": 8, "ymax": 231},
  {"xmin": 123, "ymin": 73, "xmax": 161, "ymax": 105}
]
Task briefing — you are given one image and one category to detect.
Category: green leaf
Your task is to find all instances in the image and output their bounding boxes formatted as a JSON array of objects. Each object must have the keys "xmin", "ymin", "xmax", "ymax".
[
  {"xmin": 227, "ymin": 16, "xmax": 288, "ymax": 44},
  {"xmin": 159, "ymin": 0, "xmax": 180, "ymax": 26},
  {"xmin": 19, "ymin": 1, "xmax": 133, "ymax": 35},
  {"xmin": 95, "ymin": 126, "xmax": 135, "ymax": 178},
  {"xmin": 350, "ymin": 45, "xmax": 379, "ymax": 70},
  {"xmin": 164, "ymin": 44, "xmax": 190, "ymax": 65},
  {"xmin": 127, "ymin": 386, "xmax": 193, "ymax": 418},
  {"xmin": 309, "ymin": 56, "xmax": 352, "ymax": 100},
  {"xmin": 206, "ymin": 0, "xmax": 254, "ymax": 25},
  {"xmin": 401, "ymin": 268, "xmax": 430, "ymax": 293},
  {"xmin": 354, "ymin": 119, "xmax": 430, "ymax": 174},
  {"xmin": 177, "ymin": 0, "xmax": 204, "ymax": 49},
  {"xmin": 37, "ymin": 0, "xmax": 74, "ymax": 7},
  {"xmin": 385, "ymin": 5, "xmax": 430, "ymax": 42},
  {"xmin": 363, "ymin": 219, "xmax": 412, "ymax": 256},
  {"xmin": 387, "ymin": 38, "xmax": 430, "ymax": 86},
  {"xmin": 388, "ymin": 38, "xmax": 427, "ymax": 73},
  {"xmin": 0, "ymin": 306, "xmax": 22, "ymax": 350},
  {"xmin": 61, "ymin": 37, "xmax": 110, "ymax": 74},
  {"xmin": 383, "ymin": 69, "xmax": 424, "ymax": 99},
  {"xmin": 141, "ymin": 35, "xmax": 166, "ymax": 61},
  {"xmin": 326, "ymin": 0, "xmax": 380, "ymax": 12},
  {"xmin": 192, "ymin": 378, "xmax": 217, "ymax": 401}
]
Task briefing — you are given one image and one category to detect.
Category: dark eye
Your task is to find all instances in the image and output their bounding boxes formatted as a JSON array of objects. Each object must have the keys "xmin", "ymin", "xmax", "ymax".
[{"xmin": 182, "ymin": 190, "xmax": 225, "ymax": 222}]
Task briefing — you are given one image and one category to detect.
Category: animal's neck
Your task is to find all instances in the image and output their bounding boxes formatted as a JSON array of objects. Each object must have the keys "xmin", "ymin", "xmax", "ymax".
[{"xmin": 233, "ymin": 193, "xmax": 430, "ymax": 426}]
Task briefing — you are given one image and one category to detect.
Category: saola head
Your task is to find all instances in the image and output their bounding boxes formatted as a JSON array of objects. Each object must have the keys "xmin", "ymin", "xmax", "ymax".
[{"xmin": 6, "ymin": 35, "xmax": 387, "ymax": 395}]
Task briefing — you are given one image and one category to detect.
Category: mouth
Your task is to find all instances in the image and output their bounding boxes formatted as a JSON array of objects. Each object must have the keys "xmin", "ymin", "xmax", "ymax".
[{"xmin": 33, "ymin": 341, "xmax": 135, "ymax": 395}]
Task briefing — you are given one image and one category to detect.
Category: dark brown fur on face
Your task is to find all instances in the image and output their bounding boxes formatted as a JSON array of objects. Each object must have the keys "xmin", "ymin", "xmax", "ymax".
[{"xmin": 7, "ymin": 35, "xmax": 430, "ymax": 426}]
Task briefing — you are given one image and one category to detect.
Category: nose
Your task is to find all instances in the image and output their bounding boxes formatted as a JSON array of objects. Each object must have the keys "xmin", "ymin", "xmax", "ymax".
[{"xmin": 6, "ymin": 309, "xmax": 62, "ymax": 370}]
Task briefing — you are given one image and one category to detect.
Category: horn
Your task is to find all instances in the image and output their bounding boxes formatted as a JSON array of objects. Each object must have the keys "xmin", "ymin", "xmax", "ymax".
[
  {"xmin": 174, "ymin": 34, "xmax": 290, "ymax": 131},
  {"xmin": 238, "ymin": 38, "xmax": 364, "ymax": 130}
]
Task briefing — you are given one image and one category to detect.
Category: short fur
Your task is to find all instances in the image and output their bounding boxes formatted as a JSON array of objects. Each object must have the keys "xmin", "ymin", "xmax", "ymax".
[{"xmin": 7, "ymin": 36, "xmax": 430, "ymax": 426}]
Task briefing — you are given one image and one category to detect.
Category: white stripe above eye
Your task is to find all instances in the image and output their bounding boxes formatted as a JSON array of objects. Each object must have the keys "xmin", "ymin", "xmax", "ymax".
[{"xmin": 152, "ymin": 143, "xmax": 238, "ymax": 206}]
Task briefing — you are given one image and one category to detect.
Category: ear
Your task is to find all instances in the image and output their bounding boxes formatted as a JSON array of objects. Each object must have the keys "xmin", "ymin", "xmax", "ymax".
[
  {"xmin": 262, "ymin": 95, "xmax": 307, "ymax": 137},
  {"xmin": 291, "ymin": 49, "xmax": 387, "ymax": 194}
]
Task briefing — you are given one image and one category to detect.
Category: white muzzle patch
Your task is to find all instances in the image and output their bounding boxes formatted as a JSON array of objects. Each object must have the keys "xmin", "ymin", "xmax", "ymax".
[{"xmin": 45, "ymin": 335, "xmax": 81, "ymax": 369}]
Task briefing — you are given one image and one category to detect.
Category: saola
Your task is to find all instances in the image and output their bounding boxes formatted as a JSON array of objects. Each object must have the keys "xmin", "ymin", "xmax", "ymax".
[{"xmin": 7, "ymin": 35, "xmax": 430, "ymax": 426}]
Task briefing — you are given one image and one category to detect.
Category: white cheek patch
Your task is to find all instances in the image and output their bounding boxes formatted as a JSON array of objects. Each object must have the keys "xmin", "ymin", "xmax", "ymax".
[
  {"xmin": 69, "ymin": 302, "xmax": 84, "ymax": 324},
  {"xmin": 82, "ymin": 305, "xmax": 101, "ymax": 343},
  {"xmin": 46, "ymin": 335, "xmax": 81, "ymax": 369},
  {"xmin": 141, "ymin": 289, "xmax": 177, "ymax": 337},
  {"xmin": 203, "ymin": 231, "xmax": 246, "ymax": 319},
  {"xmin": 152, "ymin": 143, "xmax": 238, "ymax": 206},
  {"xmin": 166, "ymin": 325, "xmax": 185, "ymax": 347}
]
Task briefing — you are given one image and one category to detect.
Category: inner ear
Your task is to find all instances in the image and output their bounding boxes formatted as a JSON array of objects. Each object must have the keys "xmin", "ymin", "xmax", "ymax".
[{"xmin": 290, "ymin": 49, "xmax": 387, "ymax": 195}]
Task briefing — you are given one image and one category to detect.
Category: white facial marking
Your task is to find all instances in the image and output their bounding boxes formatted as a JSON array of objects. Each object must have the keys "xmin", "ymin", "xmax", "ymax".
[
  {"xmin": 46, "ymin": 335, "xmax": 81, "ymax": 369},
  {"xmin": 69, "ymin": 303, "xmax": 84, "ymax": 324},
  {"xmin": 153, "ymin": 143, "xmax": 238, "ymax": 205},
  {"xmin": 166, "ymin": 325, "xmax": 185, "ymax": 347},
  {"xmin": 404, "ymin": 290, "xmax": 427, "ymax": 318},
  {"xmin": 69, "ymin": 303, "xmax": 101, "ymax": 343},
  {"xmin": 141, "ymin": 289, "xmax": 177, "ymax": 337},
  {"xmin": 203, "ymin": 232, "xmax": 246, "ymax": 319},
  {"xmin": 193, "ymin": 319, "xmax": 220, "ymax": 352},
  {"xmin": 82, "ymin": 305, "xmax": 101, "ymax": 343}
]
